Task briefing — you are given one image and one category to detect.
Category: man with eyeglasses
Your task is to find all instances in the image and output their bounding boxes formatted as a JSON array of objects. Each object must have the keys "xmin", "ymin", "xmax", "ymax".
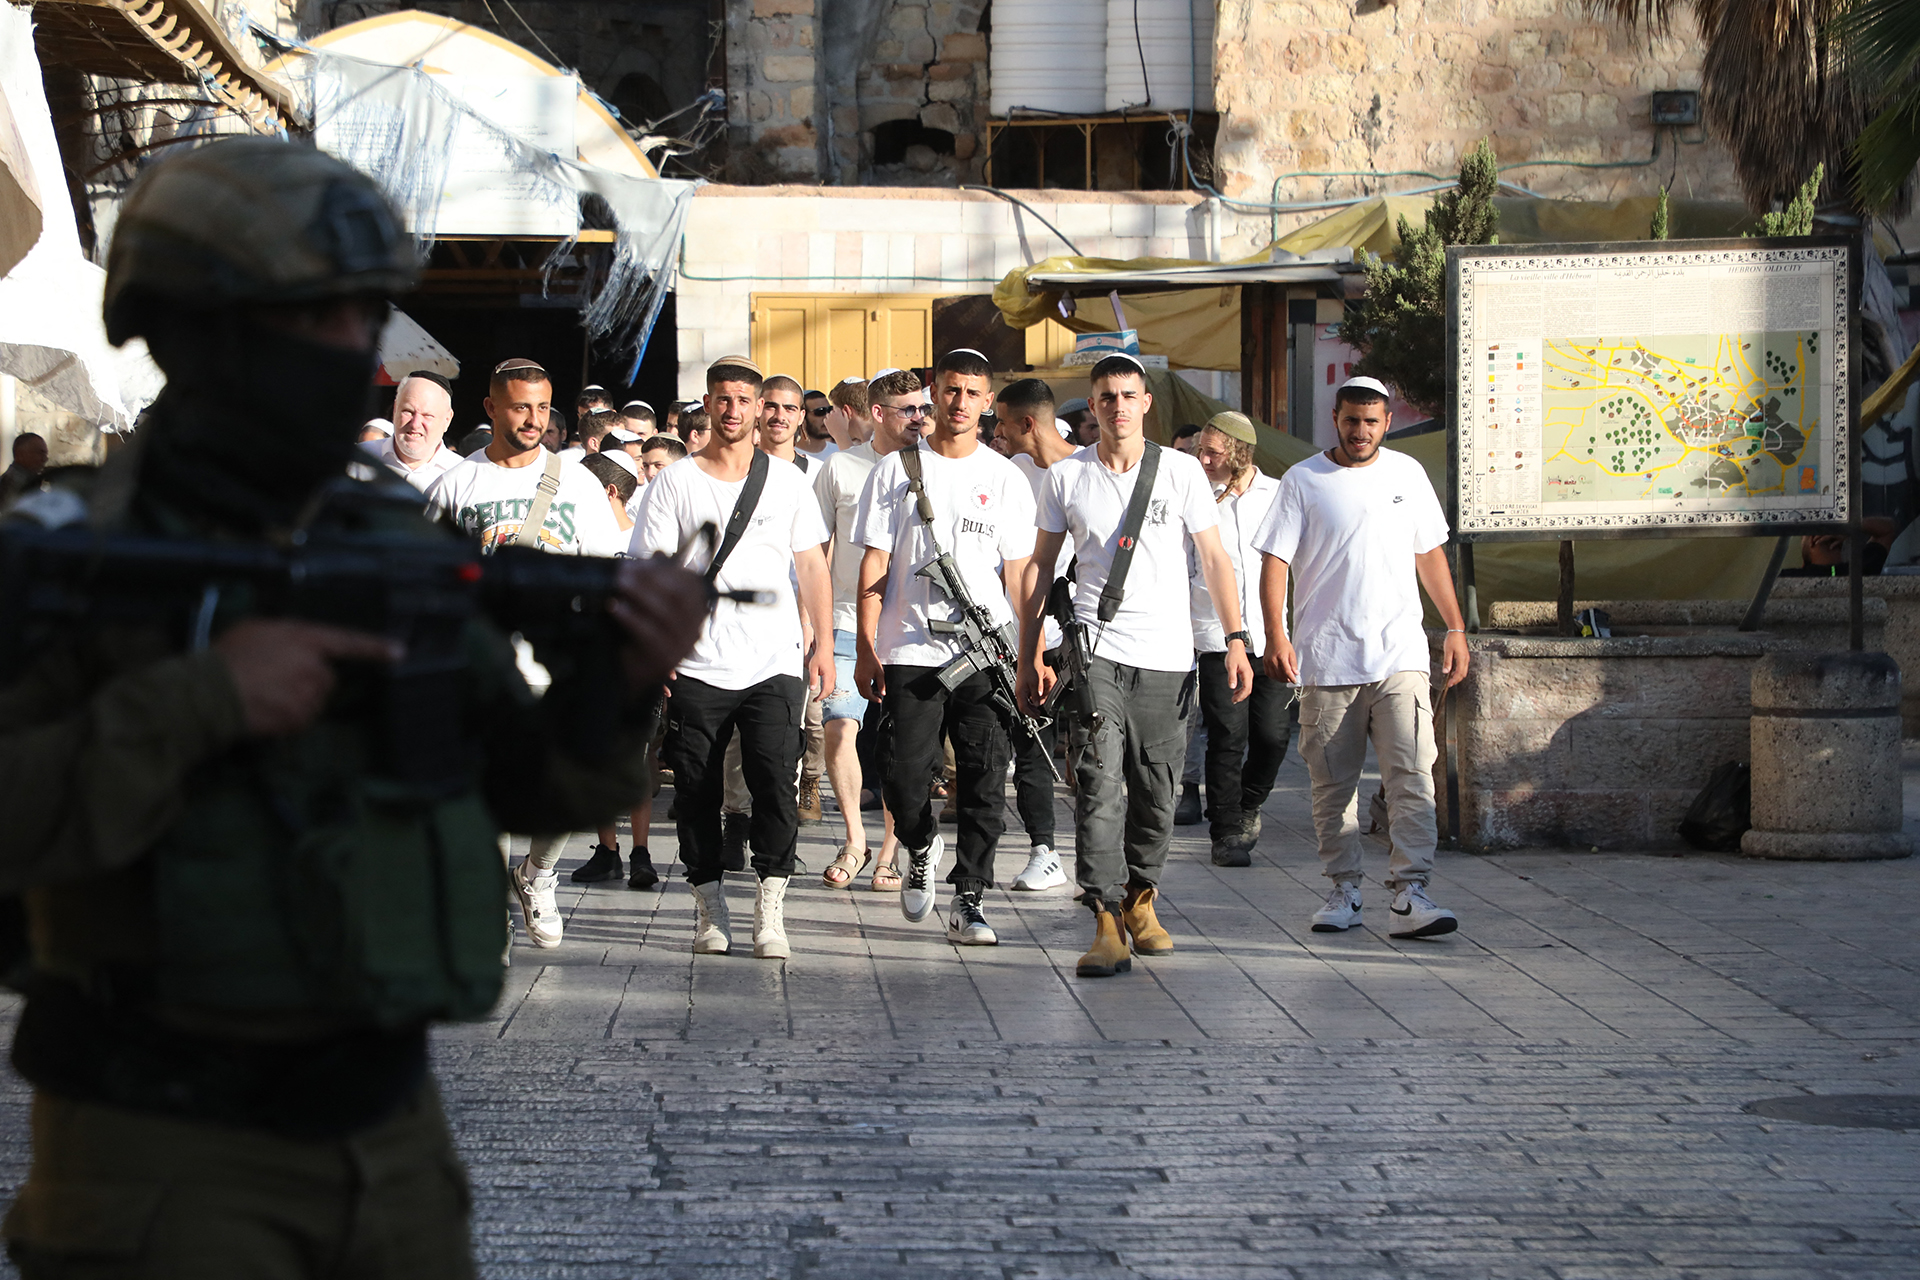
[{"xmin": 799, "ymin": 388, "xmax": 838, "ymax": 461}]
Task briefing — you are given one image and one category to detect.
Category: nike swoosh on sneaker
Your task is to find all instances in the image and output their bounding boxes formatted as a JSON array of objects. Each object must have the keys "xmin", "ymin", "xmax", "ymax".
[{"xmin": 1391, "ymin": 905, "xmax": 1413, "ymax": 915}]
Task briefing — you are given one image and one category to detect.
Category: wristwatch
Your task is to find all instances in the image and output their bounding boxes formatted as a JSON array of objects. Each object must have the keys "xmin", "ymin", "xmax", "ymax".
[{"xmin": 1224, "ymin": 630, "xmax": 1253, "ymax": 649}]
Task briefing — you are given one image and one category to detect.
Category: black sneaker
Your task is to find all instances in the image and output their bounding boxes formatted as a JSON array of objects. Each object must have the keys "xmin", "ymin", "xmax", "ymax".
[
  {"xmin": 571, "ymin": 843, "xmax": 623, "ymax": 884},
  {"xmin": 721, "ymin": 812, "xmax": 749, "ymax": 872},
  {"xmin": 627, "ymin": 846, "xmax": 660, "ymax": 890}
]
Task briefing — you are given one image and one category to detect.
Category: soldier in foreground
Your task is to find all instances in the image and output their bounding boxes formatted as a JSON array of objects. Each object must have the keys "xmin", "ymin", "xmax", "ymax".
[{"xmin": 0, "ymin": 138, "xmax": 707, "ymax": 1279}]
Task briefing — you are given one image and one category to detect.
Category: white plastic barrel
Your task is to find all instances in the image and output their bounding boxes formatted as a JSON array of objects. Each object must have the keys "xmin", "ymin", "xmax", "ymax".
[
  {"xmin": 988, "ymin": 0, "xmax": 1107, "ymax": 116},
  {"xmin": 1104, "ymin": 0, "xmax": 1214, "ymax": 113}
]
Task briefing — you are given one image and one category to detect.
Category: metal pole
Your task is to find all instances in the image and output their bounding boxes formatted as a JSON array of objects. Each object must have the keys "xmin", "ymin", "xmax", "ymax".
[
  {"xmin": 1850, "ymin": 231, "xmax": 1866, "ymax": 652},
  {"xmin": 1739, "ymin": 535, "xmax": 1791, "ymax": 632},
  {"xmin": 1557, "ymin": 540, "xmax": 1575, "ymax": 636}
]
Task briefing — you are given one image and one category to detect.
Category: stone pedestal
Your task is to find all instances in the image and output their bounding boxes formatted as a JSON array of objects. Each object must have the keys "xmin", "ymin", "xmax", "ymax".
[{"xmin": 1741, "ymin": 652, "xmax": 1914, "ymax": 861}]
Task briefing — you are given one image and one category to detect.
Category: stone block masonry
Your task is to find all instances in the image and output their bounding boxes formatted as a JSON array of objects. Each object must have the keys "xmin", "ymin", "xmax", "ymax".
[{"xmin": 1211, "ymin": 0, "xmax": 1749, "ymax": 253}]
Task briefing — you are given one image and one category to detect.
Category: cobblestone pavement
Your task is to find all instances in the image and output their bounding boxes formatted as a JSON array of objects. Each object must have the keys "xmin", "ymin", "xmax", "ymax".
[{"xmin": 4, "ymin": 751, "xmax": 1920, "ymax": 1277}]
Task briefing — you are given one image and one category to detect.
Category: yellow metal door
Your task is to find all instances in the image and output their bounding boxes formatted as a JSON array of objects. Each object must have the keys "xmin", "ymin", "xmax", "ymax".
[{"xmin": 750, "ymin": 294, "xmax": 936, "ymax": 390}]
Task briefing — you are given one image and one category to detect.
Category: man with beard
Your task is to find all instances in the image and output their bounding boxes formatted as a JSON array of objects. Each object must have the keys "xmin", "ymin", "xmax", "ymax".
[
  {"xmin": 426, "ymin": 359, "xmax": 628, "ymax": 949},
  {"xmin": 632, "ymin": 357, "xmax": 835, "ymax": 960},
  {"xmin": 799, "ymin": 388, "xmax": 838, "ymax": 461},
  {"xmin": 0, "ymin": 138, "xmax": 706, "ymax": 1278},
  {"xmin": 364, "ymin": 371, "xmax": 460, "ymax": 492}
]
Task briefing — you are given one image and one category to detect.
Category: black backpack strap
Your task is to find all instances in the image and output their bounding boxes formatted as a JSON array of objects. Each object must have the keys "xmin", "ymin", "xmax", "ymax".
[
  {"xmin": 1097, "ymin": 441, "xmax": 1160, "ymax": 623},
  {"xmin": 704, "ymin": 448, "xmax": 770, "ymax": 586}
]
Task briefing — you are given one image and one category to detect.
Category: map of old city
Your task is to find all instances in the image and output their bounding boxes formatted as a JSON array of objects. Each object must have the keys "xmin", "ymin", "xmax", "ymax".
[
  {"xmin": 1539, "ymin": 332, "xmax": 1825, "ymax": 505},
  {"xmin": 1451, "ymin": 242, "xmax": 1851, "ymax": 537}
]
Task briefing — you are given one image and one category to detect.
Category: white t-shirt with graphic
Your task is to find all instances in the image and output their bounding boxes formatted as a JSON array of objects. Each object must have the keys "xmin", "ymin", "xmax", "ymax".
[
  {"xmin": 1252, "ymin": 447, "xmax": 1448, "ymax": 687},
  {"xmin": 854, "ymin": 444, "xmax": 1037, "ymax": 669},
  {"xmin": 1036, "ymin": 443, "xmax": 1218, "ymax": 673},
  {"xmin": 424, "ymin": 448, "xmax": 623, "ymax": 555},
  {"xmin": 630, "ymin": 454, "xmax": 829, "ymax": 690},
  {"xmin": 1190, "ymin": 470, "xmax": 1282, "ymax": 655},
  {"xmin": 813, "ymin": 441, "xmax": 880, "ymax": 633}
]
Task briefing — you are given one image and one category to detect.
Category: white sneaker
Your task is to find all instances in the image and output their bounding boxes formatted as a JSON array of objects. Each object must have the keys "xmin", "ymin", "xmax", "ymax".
[
  {"xmin": 513, "ymin": 860, "xmax": 563, "ymax": 949},
  {"xmin": 1012, "ymin": 845, "xmax": 1067, "ymax": 892},
  {"xmin": 753, "ymin": 876, "xmax": 791, "ymax": 960},
  {"xmin": 1310, "ymin": 882, "xmax": 1362, "ymax": 933},
  {"xmin": 901, "ymin": 833, "xmax": 944, "ymax": 922},
  {"xmin": 691, "ymin": 879, "xmax": 731, "ymax": 954},
  {"xmin": 945, "ymin": 891, "xmax": 998, "ymax": 945},
  {"xmin": 1388, "ymin": 883, "xmax": 1458, "ymax": 938}
]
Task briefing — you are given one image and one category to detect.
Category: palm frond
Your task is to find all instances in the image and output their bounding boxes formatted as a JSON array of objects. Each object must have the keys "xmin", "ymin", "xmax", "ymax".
[{"xmin": 1852, "ymin": 81, "xmax": 1920, "ymax": 212}]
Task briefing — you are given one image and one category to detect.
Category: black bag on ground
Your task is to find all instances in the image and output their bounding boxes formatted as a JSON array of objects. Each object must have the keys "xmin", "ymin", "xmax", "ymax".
[{"xmin": 1678, "ymin": 761, "xmax": 1751, "ymax": 852}]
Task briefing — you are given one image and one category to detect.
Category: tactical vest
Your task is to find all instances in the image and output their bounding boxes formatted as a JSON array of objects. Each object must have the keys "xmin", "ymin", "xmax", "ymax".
[{"xmin": 18, "ymin": 472, "xmax": 509, "ymax": 1032}]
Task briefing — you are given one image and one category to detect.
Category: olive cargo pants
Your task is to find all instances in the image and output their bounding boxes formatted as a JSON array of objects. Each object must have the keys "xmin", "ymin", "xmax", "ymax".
[{"xmin": 5, "ymin": 1085, "xmax": 472, "ymax": 1280}]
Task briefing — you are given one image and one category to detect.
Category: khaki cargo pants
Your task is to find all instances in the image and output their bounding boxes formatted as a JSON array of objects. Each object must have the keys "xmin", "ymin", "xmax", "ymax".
[
  {"xmin": 5, "ymin": 1085, "xmax": 472, "ymax": 1280},
  {"xmin": 1297, "ymin": 669, "xmax": 1439, "ymax": 891}
]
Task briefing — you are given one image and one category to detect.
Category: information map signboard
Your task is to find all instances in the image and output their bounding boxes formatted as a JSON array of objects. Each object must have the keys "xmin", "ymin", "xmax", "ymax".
[{"xmin": 1447, "ymin": 237, "xmax": 1858, "ymax": 542}]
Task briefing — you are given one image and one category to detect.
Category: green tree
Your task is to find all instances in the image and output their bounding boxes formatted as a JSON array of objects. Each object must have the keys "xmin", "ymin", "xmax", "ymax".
[
  {"xmin": 1755, "ymin": 164, "xmax": 1824, "ymax": 235},
  {"xmin": 1837, "ymin": 0, "xmax": 1920, "ymax": 213},
  {"xmin": 1344, "ymin": 139, "xmax": 1500, "ymax": 418}
]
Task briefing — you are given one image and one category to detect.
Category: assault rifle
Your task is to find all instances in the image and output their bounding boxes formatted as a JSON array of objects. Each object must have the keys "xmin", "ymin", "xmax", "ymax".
[
  {"xmin": 1040, "ymin": 572, "xmax": 1104, "ymax": 768},
  {"xmin": 895, "ymin": 445, "xmax": 1055, "ymax": 778},
  {"xmin": 0, "ymin": 515, "xmax": 767, "ymax": 795},
  {"xmin": 916, "ymin": 548, "xmax": 1058, "ymax": 781}
]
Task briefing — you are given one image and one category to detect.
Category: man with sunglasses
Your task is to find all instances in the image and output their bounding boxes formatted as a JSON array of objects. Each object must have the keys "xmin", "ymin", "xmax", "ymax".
[{"xmin": 799, "ymin": 388, "xmax": 838, "ymax": 461}]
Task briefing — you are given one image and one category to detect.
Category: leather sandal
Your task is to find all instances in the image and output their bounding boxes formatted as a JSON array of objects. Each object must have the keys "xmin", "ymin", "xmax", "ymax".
[
  {"xmin": 870, "ymin": 858, "xmax": 901, "ymax": 892},
  {"xmin": 822, "ymin": 844, "xmax": 871, "ymax": 889}
]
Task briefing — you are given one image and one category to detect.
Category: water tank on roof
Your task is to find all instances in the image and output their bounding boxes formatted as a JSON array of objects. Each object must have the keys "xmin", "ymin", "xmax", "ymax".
[
  {"xmin": 1105, "ymin": 0, "xmax": 1214, "ymax": 113},
  {"xmin": 988, "ymin": 0, "xmax": 1106, "ymax": 116}
]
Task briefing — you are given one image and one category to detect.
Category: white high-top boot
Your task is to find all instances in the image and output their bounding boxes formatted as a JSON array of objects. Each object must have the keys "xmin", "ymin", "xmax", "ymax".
[
  {"xmin": 753, "ymin": 875, "xmax": 791, "ymax": 960},
  {"xmin": 691, "ymin": 879, "xmax": 731, "ymax": 954}
]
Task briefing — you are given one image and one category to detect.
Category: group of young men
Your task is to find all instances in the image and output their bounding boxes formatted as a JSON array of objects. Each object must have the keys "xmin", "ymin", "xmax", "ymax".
[{"xmin": 362, "ymin": 345, "xmax": 1471, "ymax": 978}]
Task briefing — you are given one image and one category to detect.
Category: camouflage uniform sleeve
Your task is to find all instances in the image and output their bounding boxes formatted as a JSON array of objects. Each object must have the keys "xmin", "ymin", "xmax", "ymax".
[
  {"xmin": 0, "ymin": 647, "xmax": 246, "ymax": 891},
  {"xmin": 464, "ymin": 622, "xmax": 656, "ymax": 836}
]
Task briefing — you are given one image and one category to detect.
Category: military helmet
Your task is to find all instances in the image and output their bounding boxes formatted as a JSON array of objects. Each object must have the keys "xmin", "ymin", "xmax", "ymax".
[{"xmin": 104, "ymin": 137, "xmax": 418, "ymax": 345}]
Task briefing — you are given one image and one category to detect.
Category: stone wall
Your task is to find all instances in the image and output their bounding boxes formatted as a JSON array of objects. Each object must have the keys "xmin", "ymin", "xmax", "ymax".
[{"xmin": 1212, "ymin": 0, "xmax": 1748, "ymax": 253}]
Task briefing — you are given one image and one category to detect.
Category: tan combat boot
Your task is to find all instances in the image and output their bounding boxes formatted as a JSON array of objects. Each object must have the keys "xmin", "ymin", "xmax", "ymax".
[
  {"xmin": 797, "ymin": 775, "xmax": 823, "ymax": 826},
  {"xmin": 1122, "ymin": 884, "xmax": 1174, "ymax": 955},
  {"xmin": 1076, "ymin": 904, "xmax": 1132, "ymax": 978}
]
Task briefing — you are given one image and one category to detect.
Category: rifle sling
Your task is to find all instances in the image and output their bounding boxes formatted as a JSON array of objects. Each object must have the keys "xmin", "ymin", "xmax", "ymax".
[
  {"xmin": 1097, "ymin": 441, "xmax": 1160, "ymax": 623},
  {"xmin": 704, "ymin": 448, "xmax": 770, "ymax": 586},
  {"xmin": 512, "ymin": 451, "xmax": 567, "ymax": 549}
]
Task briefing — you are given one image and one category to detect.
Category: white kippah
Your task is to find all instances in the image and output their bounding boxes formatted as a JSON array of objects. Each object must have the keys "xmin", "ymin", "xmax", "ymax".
[
  {"xmin": 871, "ymin": 367, "xmax": 903, "ymax": 380},
  {"xmin": 600, "ymin": 449, "xmax": 640, "ymax": 479},
  {"xmin": 1094, "ymin": 352, "xmax": 1146, "ymax": 373},
  {"xmin": 1339, "ymin": 375, "xmax": 1393, "ymax": 398},
  {"xmin": 946, "ymin": 347, "xmax": 988, "ymax": 361},
  {"xmin": 1053, "ymin": 417, "xmax": 1076, "ymax": 439}
]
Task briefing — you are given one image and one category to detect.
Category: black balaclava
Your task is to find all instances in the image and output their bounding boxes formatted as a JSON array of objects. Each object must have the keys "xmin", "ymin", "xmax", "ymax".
[{"xmin": 136, "ymin": 312, "xmax": 379, "ymax": 535}]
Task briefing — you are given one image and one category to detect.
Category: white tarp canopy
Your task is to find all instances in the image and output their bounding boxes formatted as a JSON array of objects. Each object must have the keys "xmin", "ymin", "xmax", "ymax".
[
  {"xmin": 379, "ymin": 308, "xmax": 459, "ymax": 382},
  {"xmin": 0, "ymin": 6, "xmax": 147, "ymax": 430}
]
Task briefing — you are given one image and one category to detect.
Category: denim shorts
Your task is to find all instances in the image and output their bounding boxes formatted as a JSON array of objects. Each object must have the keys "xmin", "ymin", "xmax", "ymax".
[{"xmin": 823, "ymin": 629, "xmax": 869, "ymax": 723}]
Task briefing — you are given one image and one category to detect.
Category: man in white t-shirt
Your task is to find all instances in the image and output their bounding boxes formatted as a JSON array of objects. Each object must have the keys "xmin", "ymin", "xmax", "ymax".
[
  {"xmin": 993, "ymin": 378, "xmax": 1078, "ymax": 893},
  {"xmin": 1254, "ymin": 376, "xmax": 1469, "ymax": 940},
  {"xmin": 1188, "ymin": 411, "xmax": 1292, "ymax": 869},
  {"xmin": 854, "ymin": 349, "xmax": 1035, "ymax": 946},
  {"xmin": 361, "ymin": 372, "xmax": 461, "ymax": 492},
  {"xmin": 799, "ymin": 388, "xmax": 839, "ymax": 461},
  {"xmin": 809, "ymin": 370, "xmax": 917, "ymax": 892},
  {"xmin": 1018, "ymin": 355, "xmax": 1254, "ymax": 979},
  {"xmin": 631, "ymin": 355, "xmax": 835, "ymax": 962},
  {"xmin": 423, "ymin": 358, "xmax": 627, "ymax": 952}
]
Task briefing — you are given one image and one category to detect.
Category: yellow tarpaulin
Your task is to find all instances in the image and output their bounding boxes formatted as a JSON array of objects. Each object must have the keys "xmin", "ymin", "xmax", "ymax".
[{"xmin": 994, "ymin": 195, "xmax": 1760, "ymax": 372}]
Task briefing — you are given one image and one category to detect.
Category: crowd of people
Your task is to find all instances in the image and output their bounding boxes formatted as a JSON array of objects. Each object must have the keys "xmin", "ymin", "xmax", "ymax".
[{"xmin": 356, "ymin": 346, "xmax": 1472, "ymax": 975}]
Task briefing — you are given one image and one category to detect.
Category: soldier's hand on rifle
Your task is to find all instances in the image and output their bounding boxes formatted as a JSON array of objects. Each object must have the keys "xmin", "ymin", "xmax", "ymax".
[
  {"xmin": 609, "ymin": 557, "xmax": 709, "ymax": 690},
  {"xmin": 1263, "ymin": 636, "xmax": 1299, "ymax": 684},
  {"xmin": 215, "ymin": 619, "xmax": 401, "ymax": 737}
]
